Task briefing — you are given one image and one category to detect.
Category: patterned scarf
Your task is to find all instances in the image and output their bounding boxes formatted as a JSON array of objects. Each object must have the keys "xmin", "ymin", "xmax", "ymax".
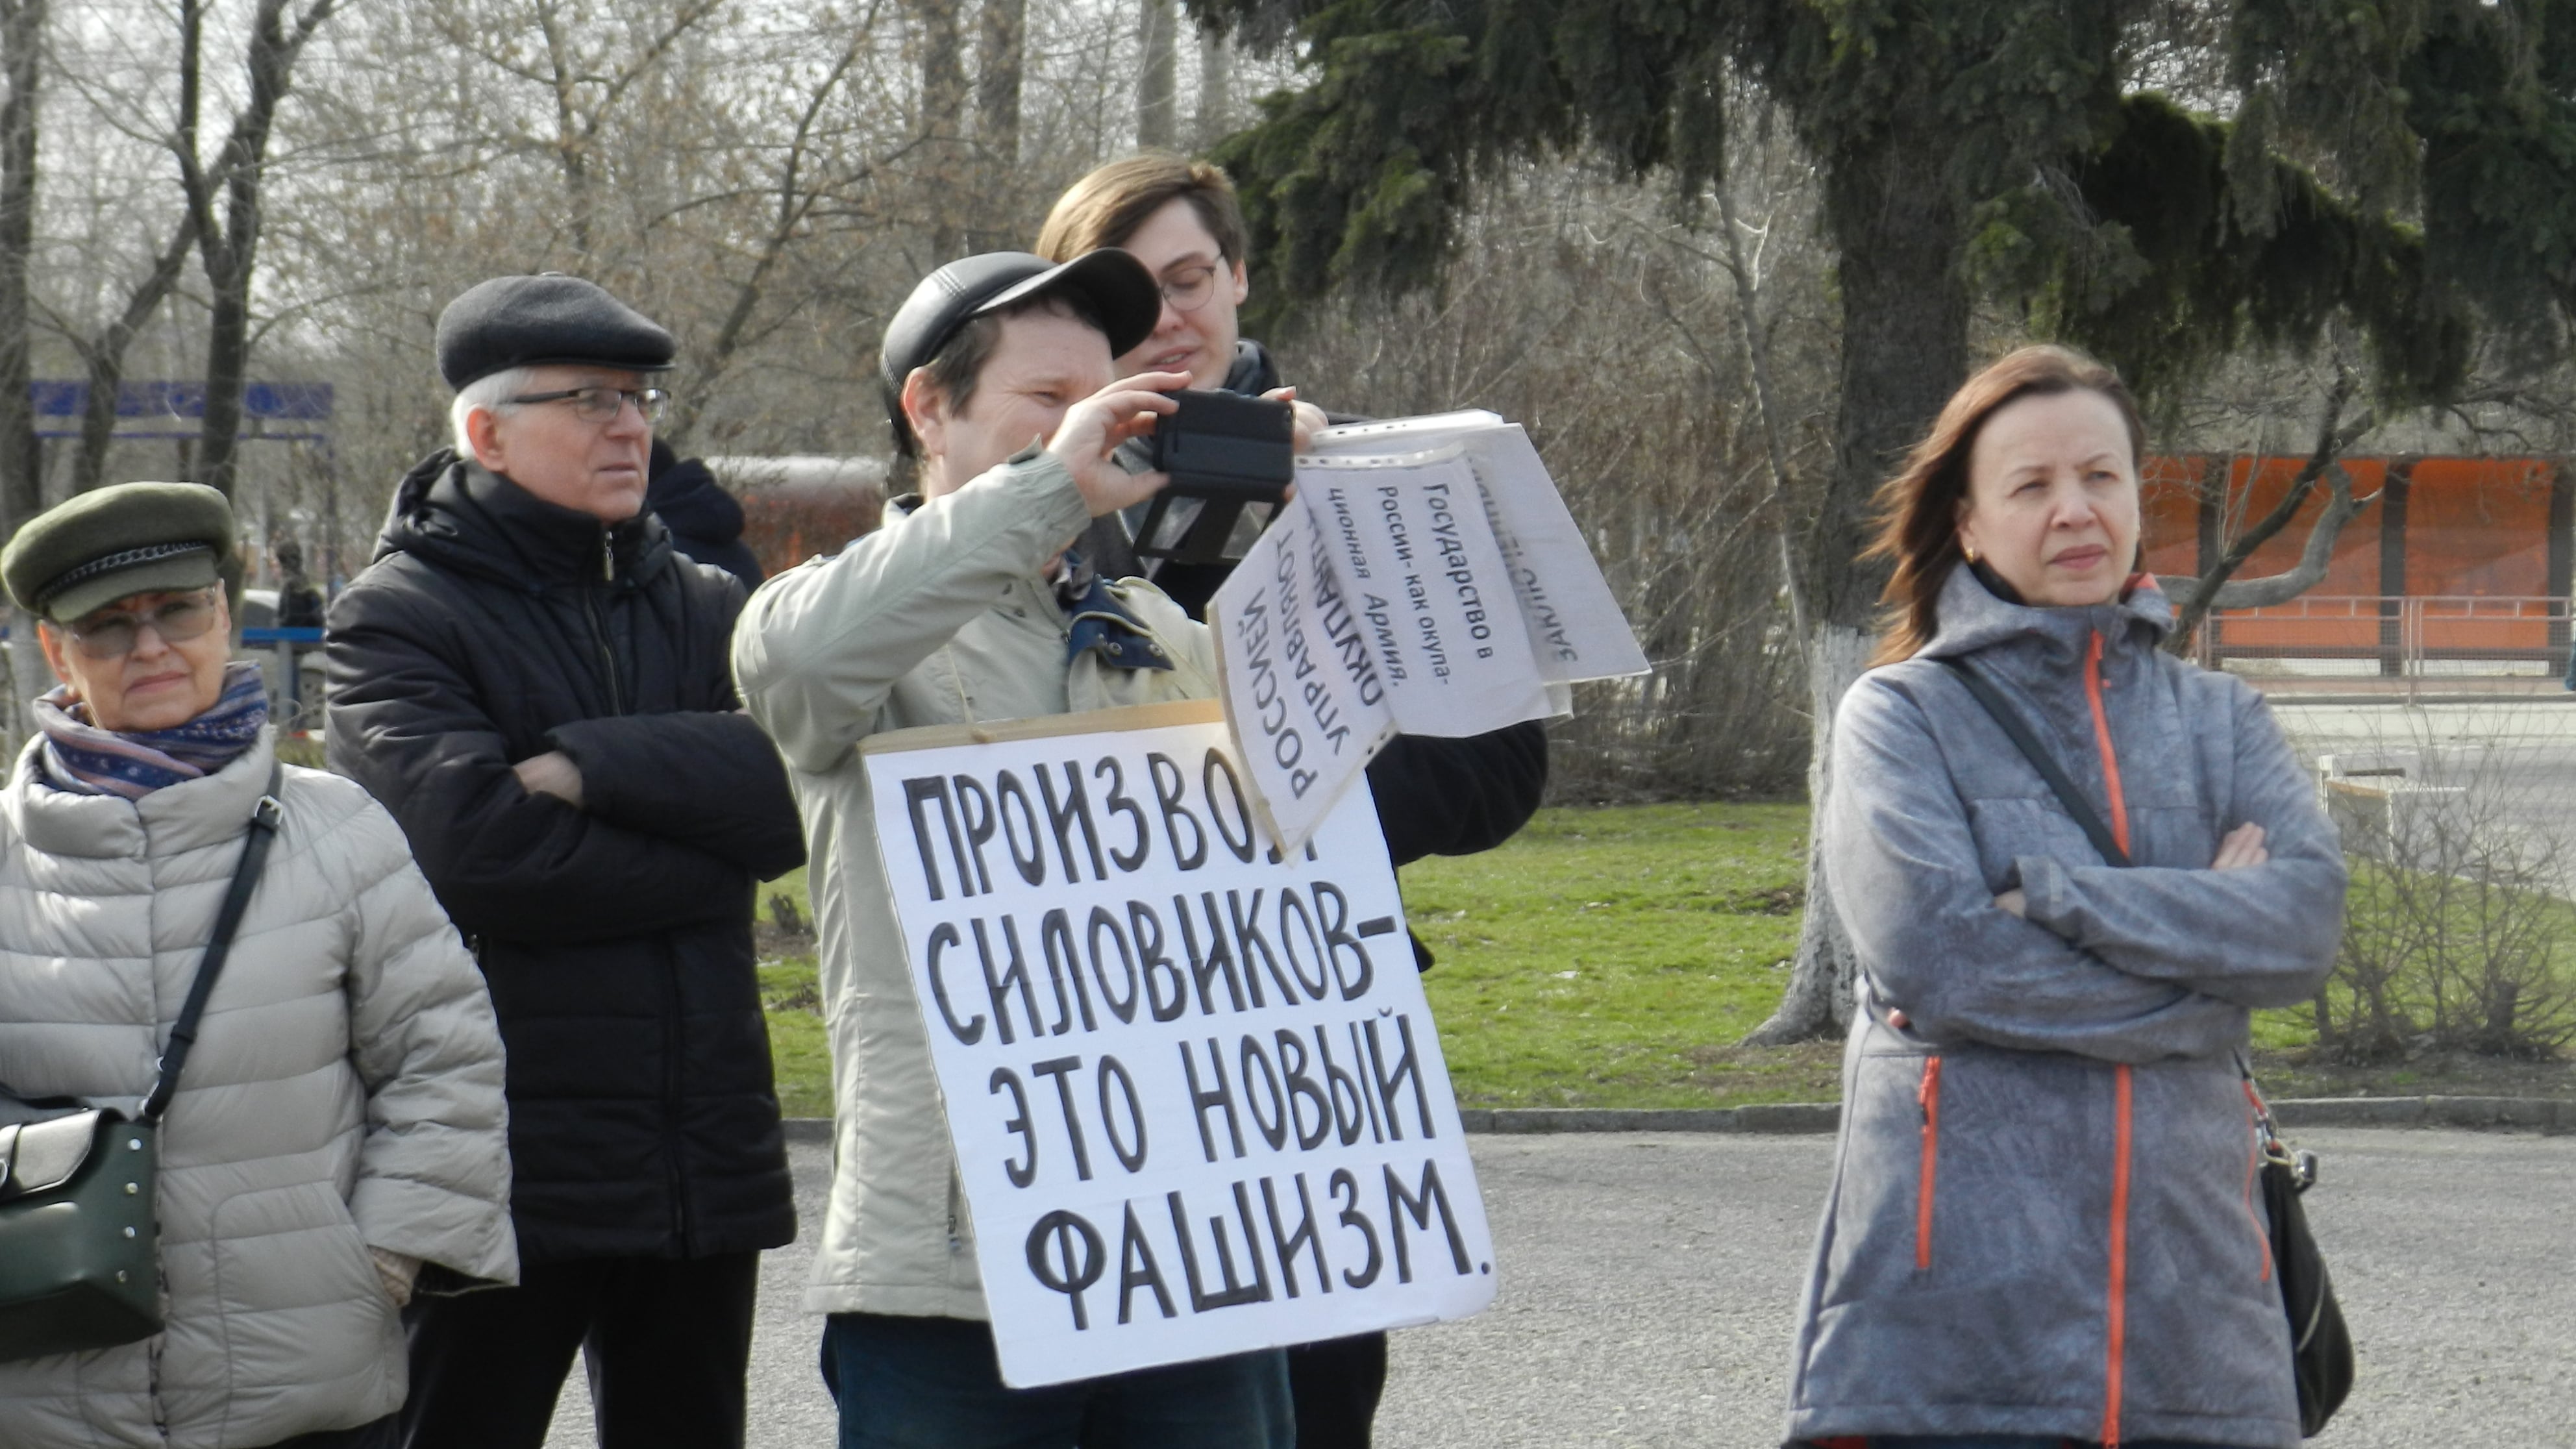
[{"xmin": 37, "ymin": 660, "xmax": 269, "ymax": 799}]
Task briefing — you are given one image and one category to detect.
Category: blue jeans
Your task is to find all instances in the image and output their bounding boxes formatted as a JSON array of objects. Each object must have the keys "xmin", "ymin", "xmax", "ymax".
[{"xmin": 820, "ymin": 1312, "xmax": 1294, "ymax": 1449}]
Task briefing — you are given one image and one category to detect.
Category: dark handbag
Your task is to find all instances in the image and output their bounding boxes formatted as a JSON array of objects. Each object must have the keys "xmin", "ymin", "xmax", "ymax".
[
  {"xmin": 1936, "ymin": 657, "xmax": 2355, "ymax": 1436},
  {"xmin": 0, "ymin": 773, "xmax": 282, "ymax": 1361}
]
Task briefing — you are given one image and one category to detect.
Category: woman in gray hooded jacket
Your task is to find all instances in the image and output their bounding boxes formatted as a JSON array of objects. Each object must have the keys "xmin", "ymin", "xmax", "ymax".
[{"xmin": 1785, "ymin": 348, "xmax": 2346, "ymax": 1449}]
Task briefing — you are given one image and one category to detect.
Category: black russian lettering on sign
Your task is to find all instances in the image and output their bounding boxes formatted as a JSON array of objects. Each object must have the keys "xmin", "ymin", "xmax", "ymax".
[
  {"xmin": 923, "ymin": 922, "xmax": 984, "ymax": 1044},
  {"xmin": 1025, "ymin": 1209, "xmax": 1107, "ymax": 1329},
  {"xmin": 1344, "ymin": 1020, "xmax": 1386, "ymax": 1144},
  {"xmin": 1038, "ymin": 760, "xmax": 1108, "ymax": 883},
  {"xmin": 1261, "ymin": 1172, "xmax": 1331, "ymax": 1299},
  {"xmin": 1131, "ymin": 900, "xmax": 1186, "ymax": 1022},
  {"xmin": 1095, "ymin": 1054, "xmax": 1148, "ymax": 1172},
  {"xmin": 989, "ymin": 1067, "xmax": 1035, "ymax": 1187},
  {"xmin": 1176, "ymin": 893, "xmax": 1246, "ymax": 1015},
  {"xmin": 1084, "ymin": 906, "xmax": 1141, "ymax": 1024},
  {"xmin": 1029, "ymin": 1055, "xmax": 1094, "ymax": 1182},
  {"xmin": 1096, "ymin": 757, "xmax": 1150, "ymax": 871},
  {"xmin": 1273, "ymin": 1028, "xmax": 1332, "ymax": 1151},
  {"xmin": 1037, "ymin": 908, "xmax": 1097, "ymax": 1035},
  {"xmin": 1228, "ymin": 889, "xmax": 1301, "ymax": 1008},
  {"xmin": 1146, "ymin": 751, "xmax": 1209, "ymax": 870},
  {"xmin": 995, "ymin": 769, "xmax": 1046, "ymax": 887},
  {"xmin": 902, "ymin": 776, "xmax": 970, "ymax": 901},
  {"xmin": 1201, "ymin": 749, "xmax": 1257, "ymax": 863},
  {"xmin": 1366, "ymin": 1013, "xmax": 1434, "ymax": 1141},
  {"xmin": 1276, "ymin": 889, "xmax": 1331, "ymax": 1000},
  {"xmin": 1383, "ymin": 1159, "xmax": 1473, "ymax": 1284},
  {"xmin": 1179, "ymin": 1036, "xmax": 1245, "ymax": 1162},
  {"xmin": 1312, "ymin": 1024, "xmax": 1368, "ymax": 1146},
  {"xmin": 972, "ymin": 916, "xmax": 1038, "ymax": 1046},
  {"xmin": 1167, "ymin": 1184, "xmax": 1274, "ymax": 1311},
  {"xmin": 950, "ymin": 773, "xmax": 998, "ymax": 895},
  {"xmin": 1315, "ymin": 882, "xmax": 1375, "ymax": 1000},
  {"xmin": 1329, "ymin": 1167, "xmax": 1383, "ymax": 1289},
  {"xmin": 1117, "ymin": 1203, "xmax": 1178, "ymax": 1324},
  {"xmin": 1239, "ymin": 1033, "xmax": 1289, "ymax": 1152}
]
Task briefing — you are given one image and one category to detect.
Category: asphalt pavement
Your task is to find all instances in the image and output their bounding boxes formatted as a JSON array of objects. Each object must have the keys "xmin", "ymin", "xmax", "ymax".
[{"xmin": 541, "ymin": 1127, "xmax": 2575, "ymax": 1448}]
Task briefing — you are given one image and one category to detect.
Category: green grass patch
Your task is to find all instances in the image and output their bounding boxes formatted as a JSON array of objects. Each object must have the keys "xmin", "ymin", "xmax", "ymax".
[
  {"xmin": 1400, "ymin": 801, "xmax": 1835, "ymax": 1108},
  {"xmin": 752, "ymin": 802, "xmax": 2568, "ymax": 1116}
]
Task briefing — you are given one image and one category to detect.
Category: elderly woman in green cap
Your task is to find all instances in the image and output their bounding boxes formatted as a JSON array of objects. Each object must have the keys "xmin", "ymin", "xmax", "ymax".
[{"xmin": 0, "ymin": 483, "xmax": 516, "ymax": 1449}]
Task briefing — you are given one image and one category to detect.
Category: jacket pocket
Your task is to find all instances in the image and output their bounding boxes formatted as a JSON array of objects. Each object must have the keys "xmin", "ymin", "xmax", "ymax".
[{"xmin": 1915, "ymin": 1055, "xmax": 1944, "ymax": 1272}]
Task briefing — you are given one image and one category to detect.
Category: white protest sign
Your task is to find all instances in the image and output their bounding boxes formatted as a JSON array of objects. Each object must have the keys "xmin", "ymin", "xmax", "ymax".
[
  {"xmin": 864, "ymin": 701, "xmax": 1497, "ymax": 1389},
  {"xmin": 1209, "ymin": 412, "xmax": 1646, "ymax": 850},
  {"xmin": 1311, "ymin": 414, "xmax": 1650, "ymax": 684},
  {"xmin": 1206, "ymin": 501, "xmax": 1400, "ymax": 851},
  {"xmin": 1296, "ymin": 449, "xmax": 1555, "ymax": 737}
]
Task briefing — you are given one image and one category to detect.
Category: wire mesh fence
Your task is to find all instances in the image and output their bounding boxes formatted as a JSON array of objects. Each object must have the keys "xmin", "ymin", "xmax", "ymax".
[{"xmin": 2201, "ymin": 595, "xmax": 2575, "ymax": 699}]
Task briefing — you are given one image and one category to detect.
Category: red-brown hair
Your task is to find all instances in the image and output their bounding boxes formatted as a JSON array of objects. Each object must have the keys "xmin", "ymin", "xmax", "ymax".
[{"xmin": 1862, "ymin": 345, "xmax": 2147, "ymax": 665}]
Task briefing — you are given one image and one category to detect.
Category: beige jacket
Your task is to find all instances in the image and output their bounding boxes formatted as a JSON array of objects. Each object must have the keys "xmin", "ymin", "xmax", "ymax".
[
  {"xmin": 0, "ymin": 732, "xmax": 515, "ymax": 1449},
  {"xmin": 734, "ymin": 451, "xmax": 1215, "ymax": 1319}
]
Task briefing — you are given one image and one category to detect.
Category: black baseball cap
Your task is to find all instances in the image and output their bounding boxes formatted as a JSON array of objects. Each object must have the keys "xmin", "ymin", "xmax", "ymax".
[
  {"xmin": 878, "ymin": 249, "xmax": 1162, "ymax": 447},
  {"xmin": 436, "ymin": 274, "xmax": 676, "ymax": 390}
]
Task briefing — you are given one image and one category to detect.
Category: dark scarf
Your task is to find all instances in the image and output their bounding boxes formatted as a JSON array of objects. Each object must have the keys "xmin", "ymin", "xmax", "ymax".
[
  {"xmin": 1053, "ymin": 549, "xmax": 1174, "ymax": 671},
  {"xmin": 37, "ymin": 660, "xmax": 268, "ymax": 799}
]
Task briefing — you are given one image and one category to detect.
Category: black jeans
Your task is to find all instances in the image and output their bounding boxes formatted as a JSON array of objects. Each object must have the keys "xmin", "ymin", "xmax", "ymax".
[
  {"xmin": 399, "ymin": 1252, "xmax": 762, "ymax": 1449},
  {"xmin": 1285, "ymin": 1333, "xmax": 1389, "ymax": 1449}
]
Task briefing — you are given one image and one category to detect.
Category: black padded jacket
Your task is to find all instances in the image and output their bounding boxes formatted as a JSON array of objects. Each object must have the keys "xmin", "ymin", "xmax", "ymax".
[{"xmin": 324, "ymin": 450, "xmax": 805, "ymax": 1265}]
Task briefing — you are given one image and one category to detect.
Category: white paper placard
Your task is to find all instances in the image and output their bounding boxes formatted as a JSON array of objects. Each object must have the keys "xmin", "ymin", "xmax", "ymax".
[
  {"xmin": 863, "ymin": 702, "xmax": 1497, "ymax": 1388},
  {"xmin": 1311, "ymin": 415, "xmax": 1650, "ymax": 684},
  {"xmin": 1206, "ymin": 499, "xmax": 1399, "ymax": 852}
]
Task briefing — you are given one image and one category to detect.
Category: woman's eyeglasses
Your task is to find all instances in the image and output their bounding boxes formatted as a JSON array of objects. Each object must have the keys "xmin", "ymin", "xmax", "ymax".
[
  {"xmin": 62, "ymin": 589, "xmax": 222, "ymax": 660},
  {"xmin": 1158, "ymin": 264, "xmax": 1224, "ymax": 314},
  {"xmin": 508, "ymin": 386, "xmax": 672, "ymax": 425}
]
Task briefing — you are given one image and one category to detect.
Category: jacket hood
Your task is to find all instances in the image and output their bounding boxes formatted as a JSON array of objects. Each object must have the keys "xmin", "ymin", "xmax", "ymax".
[
  {"xmin": 1916, "ymin": 562, "xmax": 2174, "ymax": 667},
  {"xmin": 377, "ymin": 448, "xmax": 673, "ymax": 592},
  {"xmin": 647, "ymin": 455, "xmax": 747, "ymax": 546}
]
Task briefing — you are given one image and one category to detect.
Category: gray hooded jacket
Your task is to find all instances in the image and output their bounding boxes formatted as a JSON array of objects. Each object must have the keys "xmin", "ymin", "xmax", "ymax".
[{"xmin": 1786, "ymin": 567, "xmax": 2345, "ymax": 1449}]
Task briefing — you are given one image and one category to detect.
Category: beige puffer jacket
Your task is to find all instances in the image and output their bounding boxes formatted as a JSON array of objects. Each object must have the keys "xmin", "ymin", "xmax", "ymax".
[
  {"xmin": 0, "ymin": 730, "xmax": 515, "ymax": 1449},
  {"xmin": 733, "ymin": 451, "xmax": 1215, "ymax": 1320}
]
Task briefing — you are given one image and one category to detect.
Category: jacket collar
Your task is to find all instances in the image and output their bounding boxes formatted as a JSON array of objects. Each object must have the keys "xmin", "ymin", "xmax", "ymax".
[
  {"xmin": 375, "ymin": 448, "xmax": 672, "ymax": 591},
  {"xmin": 1915, "ymin": 562, "xmax": 2174, "ymax": 669},
  {"xmin": 3, "ymin": 728, "xmax": 279, "ymax": 861}
]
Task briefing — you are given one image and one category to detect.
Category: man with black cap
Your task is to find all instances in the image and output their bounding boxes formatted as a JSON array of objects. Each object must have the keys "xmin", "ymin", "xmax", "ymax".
[
  {"xmin": 325, "ymin": 274, "xmax": 807, "ymax": 1449},
  {"xmin": 732, "ymin": 250, "xmax": 1291, "ymax": 1446}
]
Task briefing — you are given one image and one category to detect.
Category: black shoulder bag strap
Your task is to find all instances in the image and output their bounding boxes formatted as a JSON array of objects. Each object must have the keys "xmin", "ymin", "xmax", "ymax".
[
  {"xmin": 136, "ymin": 765, "xmax": 285, "ymax": 1126},
  {"xmin": 1935, "ymin": 656, "xmax": 2129, "ymax": 868}
]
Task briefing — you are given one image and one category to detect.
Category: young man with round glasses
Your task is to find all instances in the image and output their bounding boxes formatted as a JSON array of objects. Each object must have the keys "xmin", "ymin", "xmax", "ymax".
[
  {"xmin": 1039, "ymin": 155, "xmax": 1549, "ymax": 1449},
  {"xmin": 325, "ymin": 274, "xmax": 808, "ymax": 1449}
]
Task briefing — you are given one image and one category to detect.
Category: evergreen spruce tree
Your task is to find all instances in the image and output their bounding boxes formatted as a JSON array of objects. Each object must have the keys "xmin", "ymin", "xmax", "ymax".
[{"xmin": 1195, "ymin": 0, "xmax": 2576, "ymax": 1039}]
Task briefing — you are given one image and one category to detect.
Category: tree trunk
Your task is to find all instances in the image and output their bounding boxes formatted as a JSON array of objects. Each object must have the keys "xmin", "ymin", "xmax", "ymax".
[
  {"xmin": 193, "ymin": 0, "xmax": 311, "ymax": 501},
  {"xmin": 976, "ymin": 0, "xmax": 1024, "ymax": 162},
  {"xmin": 916, "ymin": 0, "xmax": 970, "ymax": 256},
  {"xmin": 1742, "ymin": 119, "xmax": 1970, "ymax": 1046},
  {"xmin": 1194, "ymin": 27, "xmax": 1230, "ymax": 148},
  {"xmin": 1136, "ymin": 0, "xmax": 1177, "ymax": 149},
  {"xmin": 0, "ymin": 0, "xmax": 42, "ymax": 529},
  {"xmin": 0, "ymin": 0, "xmax": 44, "ymax": 752}
]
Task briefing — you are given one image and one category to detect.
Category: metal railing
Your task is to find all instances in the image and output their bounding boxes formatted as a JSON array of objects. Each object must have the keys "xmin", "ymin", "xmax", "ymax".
[{"xmin": 2199, "ymin": 595, "xmax": 2573, "ymax": 699}]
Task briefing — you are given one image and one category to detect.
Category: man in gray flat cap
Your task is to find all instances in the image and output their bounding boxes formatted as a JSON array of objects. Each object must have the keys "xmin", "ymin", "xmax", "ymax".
[{"xmin": 325, "ymin": 275, "xmax": 807, "ymax": 1449}]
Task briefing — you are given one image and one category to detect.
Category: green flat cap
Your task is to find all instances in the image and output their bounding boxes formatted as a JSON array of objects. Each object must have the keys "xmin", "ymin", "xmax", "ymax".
[{"xmin": 3, "ymin": 482, "xmax": 238, "ymax": 623}]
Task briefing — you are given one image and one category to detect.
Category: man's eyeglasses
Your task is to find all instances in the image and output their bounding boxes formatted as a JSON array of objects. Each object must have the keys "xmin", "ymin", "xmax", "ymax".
[
  {"xmin": 61, "ymin": 589, "xmax": 222, "ymax": 660},
  {"xmin": 508, "ymin": 386, "xmax": 671, "ymax": 425},
  {"xmin": 1158, "ymin": 263, "xmax": 1225, "ymax": 314}
]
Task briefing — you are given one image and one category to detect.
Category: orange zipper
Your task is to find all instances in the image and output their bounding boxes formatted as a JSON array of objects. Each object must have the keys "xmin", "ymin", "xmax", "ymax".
[
  {"xmin": 2083, "ymin": 630, "xmax": 2131, "ymax": 857},
  {"xmin": 1915, "ymin": 1056, "xmax": 1944, "ymax": 1270},
  {"xmin": 2103, "ymin": 1063, "xmax": 2133, "ymax": 1447},
  {"xmin": 2088, "ymin": 628, "xmax": 2135, "ymax": 1448}
]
